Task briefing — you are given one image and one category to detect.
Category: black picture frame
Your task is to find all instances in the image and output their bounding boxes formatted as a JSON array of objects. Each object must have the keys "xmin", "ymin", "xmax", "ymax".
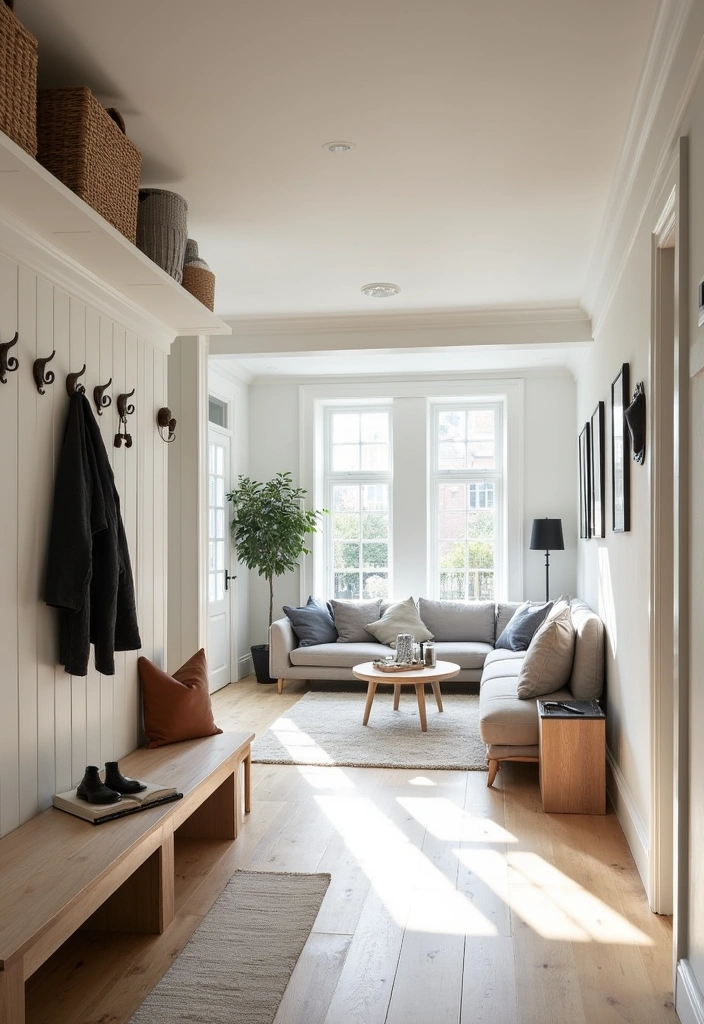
[
  {"xmin": 611, "ymin": 363, "xmax": 630, "ymax": 532},
  {"xmin": 590, "ymin": 401, "xmax": 605, "ymax": 539},
  {"xmin": 579, "ymin": 422, "xmax": 591, "ymax": 539}
]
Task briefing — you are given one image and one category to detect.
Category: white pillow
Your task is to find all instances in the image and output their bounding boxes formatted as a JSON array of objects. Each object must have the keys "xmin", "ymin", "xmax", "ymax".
[
  {"xmin": 516, "ymin": 603, "xmax": 575, "ymax": 699},
  {"xmin": 364, "ymin": 597, "xmax": 434, "ymax": 647}
]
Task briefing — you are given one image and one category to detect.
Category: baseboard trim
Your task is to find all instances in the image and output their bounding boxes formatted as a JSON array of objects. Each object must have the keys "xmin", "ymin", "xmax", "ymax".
[
  {"xmin": 677, "ymin": 960, "xmax": 704, "ymax": 1024},
  {"xmin": 606, "ymin": 745, "xmax": 649, "ymax": 893},
  {"xmin": 238, "ymin": 653, "xmax": 253, "ymax": 679}
]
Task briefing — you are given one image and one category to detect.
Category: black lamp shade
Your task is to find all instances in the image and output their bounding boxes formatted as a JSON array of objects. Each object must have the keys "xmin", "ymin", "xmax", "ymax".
[{"xmin": 530, "ymin": 518, "xmax": 564, "ymax": 551}]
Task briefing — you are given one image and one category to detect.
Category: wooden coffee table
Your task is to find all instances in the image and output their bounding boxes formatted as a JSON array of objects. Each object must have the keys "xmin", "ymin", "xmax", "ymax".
[{"xmin": 352, "ymin": 660, "xmax": 461, "ymax": 732}]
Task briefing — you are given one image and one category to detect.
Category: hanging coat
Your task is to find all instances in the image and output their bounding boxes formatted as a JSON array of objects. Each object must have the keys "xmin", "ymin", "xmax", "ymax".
[{"xmin": 45, "ymin": 392, "xmax": 141, "ymax": 675}]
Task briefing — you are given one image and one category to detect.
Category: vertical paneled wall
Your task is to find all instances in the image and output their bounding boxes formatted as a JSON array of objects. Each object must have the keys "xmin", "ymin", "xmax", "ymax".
[{"xmin": 0, "ymin": 252, "xmax": 167, "ymax": 837}]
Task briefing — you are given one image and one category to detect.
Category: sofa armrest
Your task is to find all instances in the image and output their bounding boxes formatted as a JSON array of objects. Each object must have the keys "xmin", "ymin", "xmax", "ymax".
[{"xmin": 269, "ymin": 617, "xmax": 298, "ymax": 678}]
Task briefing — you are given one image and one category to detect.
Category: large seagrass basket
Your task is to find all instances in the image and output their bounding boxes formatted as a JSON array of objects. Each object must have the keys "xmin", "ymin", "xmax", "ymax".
[
  {"xmin": 36, "ymin": 87, "xmax": 142, "ymax": 243},
  {"xmin": 0, "ymin": 0, "xmax": 38, "ymax": 157},
  {"xmin": 136, "ymin": 189, "xmax": 188, "ymax": 282}
]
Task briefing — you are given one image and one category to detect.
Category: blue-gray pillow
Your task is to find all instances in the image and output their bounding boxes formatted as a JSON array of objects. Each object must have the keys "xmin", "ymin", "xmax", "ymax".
[
  {"xmin": 283, "ymin": 597, "xmax": 338, "ymax": 647},
  {"xmin": 495, "ymin": 600, "xmax": 553, "ymax": 651}
]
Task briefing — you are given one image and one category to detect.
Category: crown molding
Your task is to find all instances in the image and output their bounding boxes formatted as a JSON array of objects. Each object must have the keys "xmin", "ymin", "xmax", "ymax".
[
  {"xmin": 209, "ymin": 357, "xmax": 254, "ymax": 386},
  {"xmin": 582, "ymin": 0, "xmax": 693, "ymax": 316},
  {"xmin": 223, "ymin": 304, "xmax": 589, "ymax": 337}
]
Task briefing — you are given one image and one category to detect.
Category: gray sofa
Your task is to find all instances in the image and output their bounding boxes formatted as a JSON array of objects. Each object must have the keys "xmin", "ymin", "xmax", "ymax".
[{"xmin": 269, "ymin": 597, "xmax": 604, "ymax": 785}]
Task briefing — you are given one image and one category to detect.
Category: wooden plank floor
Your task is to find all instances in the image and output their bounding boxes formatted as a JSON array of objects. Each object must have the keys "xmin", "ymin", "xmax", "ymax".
[{"xmin": 24, "ymin": 677, "xmax": 678, "ymax": 1024}]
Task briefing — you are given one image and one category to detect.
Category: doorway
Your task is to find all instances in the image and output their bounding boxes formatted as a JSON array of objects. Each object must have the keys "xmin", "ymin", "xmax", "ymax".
[{"xmin": 207, "ymin": 408, "xmax": 236, "ymax": 693}]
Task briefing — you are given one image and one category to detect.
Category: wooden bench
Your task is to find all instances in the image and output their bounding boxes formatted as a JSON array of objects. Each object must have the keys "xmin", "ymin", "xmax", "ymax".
[{"xmin": 0, "ymin": 730, "xmax": 253, "ymax": 1024}]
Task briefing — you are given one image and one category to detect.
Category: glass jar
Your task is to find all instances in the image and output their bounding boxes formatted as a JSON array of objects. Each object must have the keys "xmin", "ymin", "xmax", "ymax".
[
  {"xmin": 396, "ymin": 634, "xmax": 414, "ymax": 664},
  {"xmin": 424, "ymin": 640, "xmax": 436, "ymax": 667}
]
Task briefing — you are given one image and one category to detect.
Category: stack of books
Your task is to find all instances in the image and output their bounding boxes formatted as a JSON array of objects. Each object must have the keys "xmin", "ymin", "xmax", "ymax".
[{"xmin": 53, "ymin": 781, "xmax": 182, "ymax": 825}]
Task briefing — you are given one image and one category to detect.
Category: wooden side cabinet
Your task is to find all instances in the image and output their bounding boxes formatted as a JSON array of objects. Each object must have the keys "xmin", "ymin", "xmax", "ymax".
[{"xmin": 538, "ymin": 701, "xmax": 606, "ymax": 814}]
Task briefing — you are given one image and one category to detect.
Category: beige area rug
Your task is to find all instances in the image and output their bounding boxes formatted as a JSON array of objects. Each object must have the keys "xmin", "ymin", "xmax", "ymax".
[
  {"xmin": 251, "ymin": 691, "xmax": 489, "ymax": 771},
  {"xmin": 129, "ymin": 870, "xmax": 330, "ymax": 1024}
]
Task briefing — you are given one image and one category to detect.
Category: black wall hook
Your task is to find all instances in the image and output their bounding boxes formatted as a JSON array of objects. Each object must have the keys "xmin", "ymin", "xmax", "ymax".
[
  {"xmin": 114, "ymin": 388, "xmax": 135, "ymax": 449},
  {"xmin": 94, "ymin": 378, "xmax": 112, "ymax": 415},
  {"xmin": 66, "ymin": 365, "xmax": 86, "ymax": 397},
  {"xmin": 33, "ymin": 350, "xmax": 56, "ymax": 395},
  {"xmin": 157, "ymin": 406, "xmax": 177, "ymax": 442},
  {"xmin": 0, "ymin": 332, "xmax": 19, "ymax": 384}
]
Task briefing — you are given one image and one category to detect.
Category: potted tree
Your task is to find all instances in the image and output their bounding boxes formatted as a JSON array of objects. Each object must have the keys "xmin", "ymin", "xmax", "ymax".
[{"xmin": 227, "ymin": 471, "xmax": 327, "ymax": 683}]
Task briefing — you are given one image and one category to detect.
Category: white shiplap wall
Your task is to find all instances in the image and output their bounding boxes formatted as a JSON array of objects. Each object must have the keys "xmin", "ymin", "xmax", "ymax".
[{"xmin": 0, "ymin": 251, "xmax": 167, "ymax": 837}]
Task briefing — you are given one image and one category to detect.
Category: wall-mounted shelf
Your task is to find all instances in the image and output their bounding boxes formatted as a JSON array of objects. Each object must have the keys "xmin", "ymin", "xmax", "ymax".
[{"xmin": 0, "ymin": 130, "xmax": 231, "ymax": 343}]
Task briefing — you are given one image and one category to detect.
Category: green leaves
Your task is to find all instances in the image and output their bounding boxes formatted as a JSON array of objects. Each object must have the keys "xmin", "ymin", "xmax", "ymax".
[{"xmin": 226, "ymin": 472, "xmax": 327, "ymax": 627}]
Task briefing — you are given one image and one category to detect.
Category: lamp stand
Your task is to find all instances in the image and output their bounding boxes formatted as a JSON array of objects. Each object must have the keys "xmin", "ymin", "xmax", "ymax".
[{"xmin": 543, "ymin": 550, "xmax": 550, "ymax": 603}]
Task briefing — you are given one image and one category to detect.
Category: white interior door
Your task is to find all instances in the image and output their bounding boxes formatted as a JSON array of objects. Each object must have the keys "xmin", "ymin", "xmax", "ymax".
[{"xmin": 208, "ymin": 429, "xmax": 234, "ymax": 692}]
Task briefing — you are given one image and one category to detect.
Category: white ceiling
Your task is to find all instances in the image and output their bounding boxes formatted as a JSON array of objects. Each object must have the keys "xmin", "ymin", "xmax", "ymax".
[{"xmin": 16, "ymin": 0, "xmax": 657, "ymax": 374}]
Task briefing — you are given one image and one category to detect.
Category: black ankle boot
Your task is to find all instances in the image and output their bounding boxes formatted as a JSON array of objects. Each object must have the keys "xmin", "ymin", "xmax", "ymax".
[
  {"xmin": 104, "ymin": 761, "xmax": 147, "ymax": 795},
  {"xmin": 77, "ymin": 766, "xmax": 121, "ymax": 804}
]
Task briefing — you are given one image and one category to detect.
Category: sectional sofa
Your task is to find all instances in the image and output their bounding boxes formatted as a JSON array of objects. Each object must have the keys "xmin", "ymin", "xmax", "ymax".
[{"xmin": 269, "ymin": 596, "xmax": 605, "ymax": 785}]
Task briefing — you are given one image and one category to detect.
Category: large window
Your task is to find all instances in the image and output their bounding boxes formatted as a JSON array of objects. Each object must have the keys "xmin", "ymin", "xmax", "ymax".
[
  {"xmin": 325, "ymin": 408, "xmax": 391, "ymax": 599},
  {"xmin": 432, "ymin": 404, "xmax": 503, "ymax": 600}
]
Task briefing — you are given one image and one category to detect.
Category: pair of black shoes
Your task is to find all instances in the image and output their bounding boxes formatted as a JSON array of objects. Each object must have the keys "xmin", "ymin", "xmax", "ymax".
[{"xmin": 77, "ymin": 762, "xmax": 147, "ymax": 805}]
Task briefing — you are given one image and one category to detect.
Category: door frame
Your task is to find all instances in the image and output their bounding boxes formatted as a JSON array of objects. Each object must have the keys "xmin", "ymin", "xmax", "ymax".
[{"xmin": 207, "ymin": 423, "xmax": 236, "ymax": 691}]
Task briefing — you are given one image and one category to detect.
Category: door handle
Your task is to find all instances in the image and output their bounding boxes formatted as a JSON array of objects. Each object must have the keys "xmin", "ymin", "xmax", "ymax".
[{"xmin": 224, "ymin": 571, "xmax": 237, "ymax": 591}]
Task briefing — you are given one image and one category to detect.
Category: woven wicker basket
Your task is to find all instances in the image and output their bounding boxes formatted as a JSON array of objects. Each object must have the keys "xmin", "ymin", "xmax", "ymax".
[
  {"xmin": 36, "ymin": 87, "xmax": 142, "ymax": 243},
  {"xmin": 182, "ymin": 264, "xmax": 215, "ymax": 310},
  {"xmin": 136, "ymin": 189, "xmax": 188, "ymax": 282},
  {"xmin": 0, "ymin": 0, "xmax": 38, "ymax": 157}
]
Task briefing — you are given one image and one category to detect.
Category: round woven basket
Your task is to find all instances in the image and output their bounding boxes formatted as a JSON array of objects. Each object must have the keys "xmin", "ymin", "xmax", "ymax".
[
  {"xmin": 182, "ymin": 264, "xmax": 215, "ymax": 310},
  {"xmin": 136, "ymin": 189, "xmax": 188, "ymax": 282}
]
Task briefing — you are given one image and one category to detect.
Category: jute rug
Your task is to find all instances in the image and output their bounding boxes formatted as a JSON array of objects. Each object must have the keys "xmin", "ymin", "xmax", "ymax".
[
  {"xmin": 251, "ymin": 691, "xmax": 488, "ymax": 771},
  {"xmin": 129, "ymin": 870, "xmax": 330, "ymax": 1024}
]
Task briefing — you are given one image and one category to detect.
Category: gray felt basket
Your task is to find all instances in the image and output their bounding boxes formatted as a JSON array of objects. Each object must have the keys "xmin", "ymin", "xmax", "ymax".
[{"xmin": 136, "ymin": 188, "xmax": 188, "ymax": 282}]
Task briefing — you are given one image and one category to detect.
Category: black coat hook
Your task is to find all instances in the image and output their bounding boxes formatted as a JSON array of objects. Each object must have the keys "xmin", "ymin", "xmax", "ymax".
[
  {"xmin": 33, "ymin": 350, "xmax": 56, "ymax": 395},
  {"xmin": 0, "ymin": 332, "xmax": 19, "ymax": 384},
  {"xmin": 66, "ymin": 365, "xmax": 86, "ymax": 397},
  {"xmin": 115, "ymin": 388, "xmax": 135, "ymax": 449},
  {"xmin": 94, "ymin": 378, "xmax": 112, "ymax": 415},
  {"xmin": 157, "ymin": 406, "xmax": 177, "ymax": 442}
]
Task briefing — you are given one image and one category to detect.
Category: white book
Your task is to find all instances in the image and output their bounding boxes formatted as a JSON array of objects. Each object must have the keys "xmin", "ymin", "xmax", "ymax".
[{"xmin": 52, "ymin": 780, "xmax": 182, "ymax": 825}]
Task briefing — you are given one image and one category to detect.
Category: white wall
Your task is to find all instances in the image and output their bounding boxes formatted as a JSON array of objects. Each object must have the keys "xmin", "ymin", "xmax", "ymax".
[
  {"xmin": 247, "ymin": 370, "xmax": 577, "ymax": 646},
  {"xmin": 0, "ymin": 249, "xmax": 167, "ymax": 838}
]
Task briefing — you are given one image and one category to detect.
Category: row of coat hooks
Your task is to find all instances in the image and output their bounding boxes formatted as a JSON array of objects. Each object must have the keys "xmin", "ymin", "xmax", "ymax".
[{"xmin": 0, "ymin": 333, "xmax": 136, "ymax": 449}]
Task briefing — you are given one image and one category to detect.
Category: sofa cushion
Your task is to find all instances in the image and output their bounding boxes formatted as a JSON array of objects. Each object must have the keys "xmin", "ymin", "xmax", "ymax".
[
  {"xmin": 365, "ymin": 596, "xmax": 434, "ymax": 647},
  {"xmin": 480, "ymin": 673, "xmax": 572, "ymax": 746},
  {"xmin": 495, "ymin": 600, "xmax": 553, "ymax": 651},
  {"xmin": 290, "ymin": 641, "xmax": 389, "ymax": 668},
  {"xmin": 283, "ymin": 596, "xmax": 338, "ymax": 647},
  {"xmin": 495, "ymin": 602, "xmax": 522, "ymax": 640},
  {"xmin": 569, "ymin": 598, "xmax": 605, "ymax": 699},
  {"xmin": 516, "ymin": 604, "xmax": 575, "ymax": 699},
  {"xmin": 417, "ymin": 599, "xmax": 495, "ymax": 643},
  {"xmin": 330, "ymin": 599, "xmax": 382, "ymax": 642},
  {"xmin": 434, "ymin": 641, "xmax": 493, "ymax": 670}
]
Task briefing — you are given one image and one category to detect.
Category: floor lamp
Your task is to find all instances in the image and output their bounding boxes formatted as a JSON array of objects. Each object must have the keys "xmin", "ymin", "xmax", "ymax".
[{"xmin": 530, "ymin": 518, "xmax": 564, "ymax": 603}]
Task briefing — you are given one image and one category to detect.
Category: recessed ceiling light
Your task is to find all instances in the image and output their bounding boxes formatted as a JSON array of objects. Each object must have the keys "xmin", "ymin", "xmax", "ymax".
[
  {"xmin": 323, "ymin": 141, "xmax": 355, "ymax": 153},
  {"xmin": 361, "ymin": 282, "xmax": 401, "ymax": 298}
]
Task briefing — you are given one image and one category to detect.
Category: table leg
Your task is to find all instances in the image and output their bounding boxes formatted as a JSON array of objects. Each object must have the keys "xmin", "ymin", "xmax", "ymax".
[
  {"xmin": 415, "ymin": 683, "xmax": 428, "ymax": 732},
  {"xmin": 393, "ymin": 683, "xmax": 401, "ymax": 710},
  {"xmin": 431, "ymin": 681, "xmax": 444, "ymax": 712},
  {"xmin": 363, "ymin": 681, "xmax": 378, "ymax": 726}
]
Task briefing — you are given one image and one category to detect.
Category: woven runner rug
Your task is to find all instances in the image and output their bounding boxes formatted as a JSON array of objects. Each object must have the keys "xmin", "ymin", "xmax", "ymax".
[
  {"xmin": 251, "ymin": 691, "xmax": 488, "ymax": 771},
  {"xmin": 129, "ymin": 870, "xmax": 330, "ymax": 1024}
]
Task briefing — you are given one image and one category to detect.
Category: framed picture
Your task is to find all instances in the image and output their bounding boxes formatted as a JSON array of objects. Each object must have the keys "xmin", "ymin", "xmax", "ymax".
[
  {"xmin": 579, "ymin": 422, "xmax": 591, "ymax": 539},
  {"xmin": 590, "ymin": 401, "xmax": 605, "ymax": 539},
  {"xmin": 611, "ymin": 363, "xmax": 630, "ymax": 532}
]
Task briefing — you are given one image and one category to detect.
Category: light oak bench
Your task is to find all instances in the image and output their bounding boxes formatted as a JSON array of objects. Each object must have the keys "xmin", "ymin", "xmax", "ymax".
[{"xmin": 0, "ymin": 730, "xmax": 253, "ymax": 1024}]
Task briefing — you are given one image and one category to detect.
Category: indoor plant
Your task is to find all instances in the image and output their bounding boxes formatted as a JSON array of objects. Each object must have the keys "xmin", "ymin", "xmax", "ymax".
[{"xmin": 227, "ymin": 471, "xmax": 327, "ymax": 683}]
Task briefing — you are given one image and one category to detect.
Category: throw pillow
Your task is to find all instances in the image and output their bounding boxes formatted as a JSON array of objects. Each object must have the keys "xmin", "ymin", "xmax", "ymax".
[
  {"xmin": 495, "ymin": 600, "xmax": 553, "ymax": 652},
  {"xmin": 283, "ymin": 596, "xmax": 338, "ymax": 647},
  {"xmin": 329, "ymin": 598, "xmax": 382, "ymax": 642},
  {"xmin": 138, "ymin": 648, "xmax": 223, "ymax": 748},
  {"xmin": 364, "ymin": 596, "xmax": 434, "ymax": 647},
  {"xmin": 516, "ymin": 604, "xmax": 575, "ymax": 699}
]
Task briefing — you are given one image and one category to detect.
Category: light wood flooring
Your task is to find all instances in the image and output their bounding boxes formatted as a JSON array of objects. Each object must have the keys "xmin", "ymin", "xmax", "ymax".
[{"xmin": 25, "ymin": 677, "xmax": 678, "ymax": 1024}]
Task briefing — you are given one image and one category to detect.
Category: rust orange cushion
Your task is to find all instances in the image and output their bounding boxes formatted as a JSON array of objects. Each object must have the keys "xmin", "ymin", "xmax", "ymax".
[{"xmin": 138, "ymin": 648, "xmax": 223, "ymax": 748}]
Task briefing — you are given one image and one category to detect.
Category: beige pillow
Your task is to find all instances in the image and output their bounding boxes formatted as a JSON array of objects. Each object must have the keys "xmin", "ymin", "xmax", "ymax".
[
  {"xmin": 516, "ymin": 603, "xmax": 575, "ymax": 699},
  {"xmin": 365, "ymin": 597, "xmax": 434, "ymax": 647}
]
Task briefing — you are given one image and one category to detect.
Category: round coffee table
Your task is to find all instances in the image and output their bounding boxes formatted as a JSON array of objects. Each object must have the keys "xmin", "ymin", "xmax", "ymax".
[{"xmin": 352, "ymin": 660, "xmax": 461, "ymax": 732}]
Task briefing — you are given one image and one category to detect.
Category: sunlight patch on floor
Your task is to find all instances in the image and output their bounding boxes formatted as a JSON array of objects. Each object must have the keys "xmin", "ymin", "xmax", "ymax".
[
  {"xmin": 294, "ymin": 764, "xmax": 356, "ymax": 789},
  {"xmin": 268, "ymin": 720, "xmax": 335, "ymax": 763},
  {"xmin": 397, "ymin": 796, "xmax": 517, "ymax": 843}
]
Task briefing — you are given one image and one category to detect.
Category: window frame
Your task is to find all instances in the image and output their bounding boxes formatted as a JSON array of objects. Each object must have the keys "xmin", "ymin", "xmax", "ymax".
[
  {"xmin": 430, "ymin": 399, "xmax": 506, "ymax": 601},
  {"xmin": 324, "ymin": 404, "xmax": 393, "ymax": 600}
]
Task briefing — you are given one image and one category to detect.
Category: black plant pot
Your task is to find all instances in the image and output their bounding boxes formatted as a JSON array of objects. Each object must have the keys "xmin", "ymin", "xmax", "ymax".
[{"xmin": 251, "ymin": 644, "xmax": 276, "ymax": 684}]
